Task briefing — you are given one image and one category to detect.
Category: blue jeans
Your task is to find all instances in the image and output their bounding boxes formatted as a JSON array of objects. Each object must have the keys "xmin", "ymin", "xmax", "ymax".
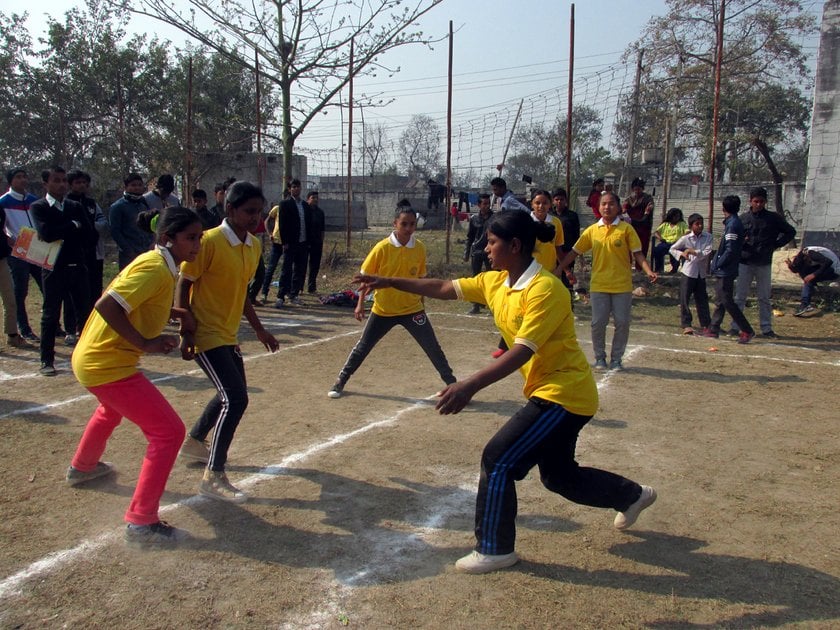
[{"xmin": 7, "ymin": 256, "xmax": 42, "ymax": 335}]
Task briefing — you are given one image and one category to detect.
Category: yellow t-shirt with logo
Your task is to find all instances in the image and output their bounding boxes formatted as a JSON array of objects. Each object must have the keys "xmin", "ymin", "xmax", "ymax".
[
  {"xmin": 362, "ymin": 233, "xmax": 426, "ymax": 317},
  {"xmin": 572, "ymin": 219, "xmax": 641, "ymax": 293},
  {"xmin": 72, "ymin": 248, "xmax": 179, "ymax": 388},
  {"xmin": 268, "ymin": 205, "xmax": 281, "ymax": 241},
  {"xmin": 532, "ymin": 214, "xmax": 564, "ymax": 271},
  {"xmin": 453, "ymin": 262, "xmax": 597, "ymax": 415},
  {"xmin": 180, "ymin": 221, "xmax": 262, "ymax": 352}
]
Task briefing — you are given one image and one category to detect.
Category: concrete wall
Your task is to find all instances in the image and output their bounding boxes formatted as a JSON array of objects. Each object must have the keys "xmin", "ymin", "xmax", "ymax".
[
  {"xmin": 198, "ymin": 152, "xmax": 307, "ymax": 208},
  {"xmin": 803, "ymin": 0, "xmax": 840, "ymax": 251}
]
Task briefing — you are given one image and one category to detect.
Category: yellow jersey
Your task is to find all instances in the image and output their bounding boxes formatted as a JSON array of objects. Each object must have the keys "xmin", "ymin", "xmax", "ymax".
[
  {"xmin": 72, "ymin": 248, "xmax": 179, "ymax": 388},
  {"xmin": 532, "ymin": 213, "xmax": 564, "ymax": 271},
  {"xmin": 572, "ymin": 218, "xmax": 641, "ymax": 293},
  {"xmin": 454, "ymin": 261, "xmax": 598, "ymax": 415},
  {"xmin": 180, "ymin": 220, "xmax": 262, "ymax": 352},
  {"xmin": 362, "ymin": 232, "xmax": 427, "ymax": 317}
]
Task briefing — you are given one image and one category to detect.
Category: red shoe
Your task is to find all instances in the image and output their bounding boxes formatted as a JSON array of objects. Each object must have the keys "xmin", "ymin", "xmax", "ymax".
[
  {"xmin": 491, "ymin": 348, "xmax": 506, "ymax": 359},
  {"xmin": 698, "ymin": 328, "xmax": 718, "ymax": 338},
  {"xmin": 737, "ymin": 331, "xmax": 755, "ymax": 344}
]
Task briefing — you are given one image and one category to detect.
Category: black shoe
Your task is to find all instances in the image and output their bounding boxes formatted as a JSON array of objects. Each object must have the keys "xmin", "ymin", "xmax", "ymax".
[
  {"xmin": 39, "ymin": 362, "xmax": 56, "ymax": 376},
  {"xmin": 761, "ymin": 330, "xmax": 779, "ymax": 338}
]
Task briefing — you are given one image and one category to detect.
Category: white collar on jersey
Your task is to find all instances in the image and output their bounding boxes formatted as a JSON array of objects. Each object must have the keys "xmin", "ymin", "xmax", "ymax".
[
  {"xmin": 221, "ymin": 218, "xmax": 256, "ymax": 247},
  {"xmin": 389, "ymin": 232, "xmax": 416, "ymax": 248},
  {"xmin": 505, "ymin": 258, "xmax": 542, "ymax": 290},
  {"xmin": 155, "ymin": 245, "xmax": 180, "ymax": 277}
]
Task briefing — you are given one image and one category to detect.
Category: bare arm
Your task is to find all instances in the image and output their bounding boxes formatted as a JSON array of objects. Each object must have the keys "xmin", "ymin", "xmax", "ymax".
[
  {"xmin": 354, "ymin": 274, "xmax": 458, "ymax": 300},
  {"xmin": 633, "ymin": 251, "xmax": 658, "ymax": 283},
  {"xmin": 243, "ymin": 298, "xmax": 280, "ymax": 352},
  {"xmin": 175, "ymin": 276, "xmax": 197, "ymax": 360},
  {"xmin": 95, "ymin": 294, "xmax": 178, "ymax": 354},
  {"xmin": 436, "ymin": 344, "xmax": 534, "ymax": 414}
]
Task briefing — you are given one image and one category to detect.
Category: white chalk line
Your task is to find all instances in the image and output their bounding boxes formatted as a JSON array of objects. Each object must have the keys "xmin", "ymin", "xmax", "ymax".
[{"xmin": 0, "ymin": 397, "xmax": 436, "ymax": 602}]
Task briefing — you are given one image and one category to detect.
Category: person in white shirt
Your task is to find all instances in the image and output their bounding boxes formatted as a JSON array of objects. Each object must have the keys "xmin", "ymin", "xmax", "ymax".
[
  {"xmin": 489, "ymin": 177, "xmax": 529, "ymax": 213},
  {"xmin": 670, "ymin": 213, "xmax": 714, "ymax": 335}
]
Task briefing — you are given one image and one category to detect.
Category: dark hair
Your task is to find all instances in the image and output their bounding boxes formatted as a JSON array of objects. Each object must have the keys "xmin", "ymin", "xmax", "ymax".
[
  {"xmin": 394, "ymin": 198, "xmax": 416, "ymax": 218},
  {"xmin": 289, "ymin": 178, "xmax": 301, "ymax": 187},
  {"xmin": 306, "ymin": 190, "xmax": 319, "ymax": 200},
  {"xmin": 600, "ymin": 190, "xmax": 621, "ymax": 206},
  {"xmin": 722, "ymin": 195, "xmax": 741, "ymax": 214},
  {"xmin": 156, "ymin": 174, "xmax": 175, "ymax": 192},
  {"xmin": 687, "ymin": 213, "xmax": 704, "ymax": 226},
  {"xmin": 749, "ymin": 186, "xmax": 768, "ymax": 200},
  {"xmin": 41, "ymin": 166, "xmax": 66, "ymax": 182},
  {"xmin": 67, "ymin": 169, "xmax": 91, "ymax": 185},
  {"xmin": 591, "ymin": 178, "xmax": 604, "ymax": 189},
  {"xmin": 226, "ymin": 181, "xmax": 265, "ymax": 209},
  {"xmin": 631, "ymin": 177, "xmax": 646, "ymax": 189},
  {"xmin": 530, "ymin": 189, "xmax": 552, "ymax": 201},
  {"xmin": 487, "ymin": 210, "xmax": 554, "ymax": 259},
  {"xmin": 552, "ymin": 187, "xmax": 567, "ymax": 199},
  {"xmin": 665, "ymin": 207, "xmax": 683, "ymax": 223},
  {"xmin": 490, "ymin": 177, "xmax": 507, "ymax": 189},
  {"xmin": 192, "ymin": 189, "xmax": 207, "ymax": 200},
  {"xmin": 6, "ymin": 167, "xmax": 26, "ymax": 184},
  {"xmin": 478, "ymin": 193, "xmax": 491, "ymax": 201},
  {"xmin": 124, "ymin": 172, "xmax": 143, "ymax": 186},
  {"xmin": 787, "ymin": 249, "xmax": 807, "ymax": 273},
  {"xmin": 137, "ymin": 206, "xmax": 201, "ymax": 242}
]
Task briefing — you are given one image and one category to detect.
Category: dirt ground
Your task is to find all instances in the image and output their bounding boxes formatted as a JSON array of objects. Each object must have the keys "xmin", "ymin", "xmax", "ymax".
[{"xmin": 0, "ymin": 286, "xmax": 838, "ymax": 628}]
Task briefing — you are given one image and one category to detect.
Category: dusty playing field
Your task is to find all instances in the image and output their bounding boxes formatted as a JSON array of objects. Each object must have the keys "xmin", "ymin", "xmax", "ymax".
[{"xmin": 1, "ymin": 294, "xmax": 838, "ymax": 628}]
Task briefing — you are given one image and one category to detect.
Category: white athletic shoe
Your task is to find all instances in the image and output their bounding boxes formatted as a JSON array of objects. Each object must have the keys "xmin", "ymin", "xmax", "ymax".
[
  {"xmin": 327, "ymin": 382, "xmax": 344, "ymax": 399},
  {"xmin": 454, "ymin": 550, "xmax": 519, "ymax": 574},
  {"xmin": 614, "ymin": 485, "xmax": 657, "ymax": 530}
]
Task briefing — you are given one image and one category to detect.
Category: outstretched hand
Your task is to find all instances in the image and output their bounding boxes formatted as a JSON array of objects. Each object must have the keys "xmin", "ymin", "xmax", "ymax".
[
  {"xmin": 353, "ymin": 273, "xmax": 388, "ymax": 292},
  {"xmin": 435, "ymin": 380, "xmax": 477, "ymax": 415}
]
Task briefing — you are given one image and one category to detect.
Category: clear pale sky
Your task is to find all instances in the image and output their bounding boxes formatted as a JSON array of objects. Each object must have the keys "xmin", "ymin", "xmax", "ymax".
[{"xmin": 18, "ymin": 0, "xmax": 825, "ymax": 165}]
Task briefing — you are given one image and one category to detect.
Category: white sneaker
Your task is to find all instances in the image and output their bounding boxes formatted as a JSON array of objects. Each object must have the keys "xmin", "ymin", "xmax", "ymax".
[
  {"xmin": 199, "ymin": 470, "xmax": 248, "ymax": 503},
  {"xmin": 327, "ymin": 382, "xmax": 344, "ymax": 399},
  {"xmin": 179, "ymin": 436, "xmax": 210, "ymax": 464},
  {"xmin": 454, "ymin": 550, "xmax": 519, "ymax": 574},
  {"xmin": 614, "ymin": 485, "xmax": 657, "ymax": 530}
]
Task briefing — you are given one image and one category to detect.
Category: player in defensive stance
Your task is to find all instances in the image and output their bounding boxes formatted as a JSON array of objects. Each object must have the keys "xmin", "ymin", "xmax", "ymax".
[{"xmin": 355, "ymin": 210, "xmax": 657, "ymax": 574}]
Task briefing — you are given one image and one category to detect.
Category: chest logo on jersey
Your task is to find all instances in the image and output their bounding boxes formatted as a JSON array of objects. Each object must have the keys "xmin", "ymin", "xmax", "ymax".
[{"xmin": 613, "ymin": 239, "xmax": 624, "ymax": 248}]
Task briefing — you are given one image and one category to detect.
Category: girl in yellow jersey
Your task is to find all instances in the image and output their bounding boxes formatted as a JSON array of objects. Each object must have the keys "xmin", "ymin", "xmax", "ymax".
[
  {"xmin": 355, "ymin": 210, "xmax": 656, "ymax": 574},
  {"xmin": 176, "ymin": 182, "xmax": 280, "ymax": 503},
  {"xmin": 561, "ymin": 191, "xmax": 658, "ymax": 371},
  {"xmin": 67, "ymin": 206, "xmax": 203, "ymax": 547},
  {"xmin": 327, "ymin": 201, "xmax": 455, "ymax": 398}
]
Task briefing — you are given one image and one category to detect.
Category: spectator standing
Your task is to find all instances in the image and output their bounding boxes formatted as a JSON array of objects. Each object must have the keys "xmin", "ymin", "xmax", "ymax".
[
  {"xmin": 110, "ymin": 173, "xmax": 153, "ymax": 270},
  {"xmin": 30, "ymin": 167, "xmax": 97, "ymax": 375},
  {"xmin": 730, "ymin": 187, "xmax": 796, "ymax": 338},
  {"xmin": 586, "ymin": 178, "xmax": 605, "ymax": 220},
  {"xmin": 260, "ymin": 201, "xmax": 283, "ymax": 303},
  {"xmin": 0, "ymin": 167, "xmax": 42, "ymax": 341},
  {"xmin": 0, "ymin": 203, "xmax": 24, "ymax": 348},
  {"xmin": 306, "ymin": 190, "xmax": 325, "ymax": 294},
  {"xmin": 143, "ymin": 174, "xmax": 180, "ymax": 211},
  {"xmin": 276, "ymin": 179, "xmax": 312, "ymax": 306},
  {"xmin": 67, "ymin": 170, "xmax": 108, "ymax": 314},
  {"xmin": 463, "ymin": 193, "xmax": 493, "ymax": 314},
  {"xmin": 622, "ymin": 177, "xmax": 655, "ymax": 258},
  {"xmin": 489, "ymin": 177, "xmax": 529, "ymax": 212},
  {"xmin": 192, "ymin": 189, "xmax": 221, "ymax": 229},
  {"xmin": 701, "ymin": 196, "xmax": 755, "ymax": 343},
  {"xmin": 669, "ymin": 213, "xmax": 713, "ymax": 335}
]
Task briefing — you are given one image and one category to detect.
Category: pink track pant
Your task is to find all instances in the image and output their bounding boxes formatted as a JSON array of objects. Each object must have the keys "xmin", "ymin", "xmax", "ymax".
[{"xmin": 71, "ymin": 372, "xmax": 186, "ymax": 526}]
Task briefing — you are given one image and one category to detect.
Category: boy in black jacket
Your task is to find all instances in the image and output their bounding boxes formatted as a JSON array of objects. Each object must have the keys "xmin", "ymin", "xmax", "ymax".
[{"xmin": 30, "ymin": 166, "xmax": 96, "ymax": 375}]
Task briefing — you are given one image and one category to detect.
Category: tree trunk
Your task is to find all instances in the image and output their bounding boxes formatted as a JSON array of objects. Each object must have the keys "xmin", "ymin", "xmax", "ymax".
[{"xmin": 751, "ymin": 137, "xmax": 785, "ymax": 216}]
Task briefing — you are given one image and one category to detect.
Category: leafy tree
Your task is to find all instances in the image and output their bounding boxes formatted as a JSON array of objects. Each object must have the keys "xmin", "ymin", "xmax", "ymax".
[
  {"xmin": 123, "ymin": 0, "xmax": 445, "ymax": 183},
  {"xmin": 398, "ymin": 114, "xmax": 442, "ymax": 179},
  {"xmin": 506, "ymin": 105, "xmax": 611, "ymax": 192},
  {"xmin": 619, "ymin": 0, "xmax": 817, "ymax": 192}
]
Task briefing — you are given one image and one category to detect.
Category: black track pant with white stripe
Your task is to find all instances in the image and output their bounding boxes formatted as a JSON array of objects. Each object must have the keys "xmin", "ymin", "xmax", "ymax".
[
  {"xmin": 474, "ymin": 397, "xmax": 641, "ymax": 556},
  {"xmin": 190, "ymin": 345, "xmax": 248, "ymax": 472}
]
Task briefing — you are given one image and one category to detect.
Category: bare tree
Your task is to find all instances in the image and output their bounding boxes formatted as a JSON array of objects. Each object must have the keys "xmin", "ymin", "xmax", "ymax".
[
  {"xmin": 398, "ymin": 114, "xmax": 442, "ymax": 179},
  {"xmin": 357, "ymin": 122, "xmax": 391, "ymax": 177},
  {"xmin": 121, "ymin": 0, "xmax": 444, "ymax": 181}
]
